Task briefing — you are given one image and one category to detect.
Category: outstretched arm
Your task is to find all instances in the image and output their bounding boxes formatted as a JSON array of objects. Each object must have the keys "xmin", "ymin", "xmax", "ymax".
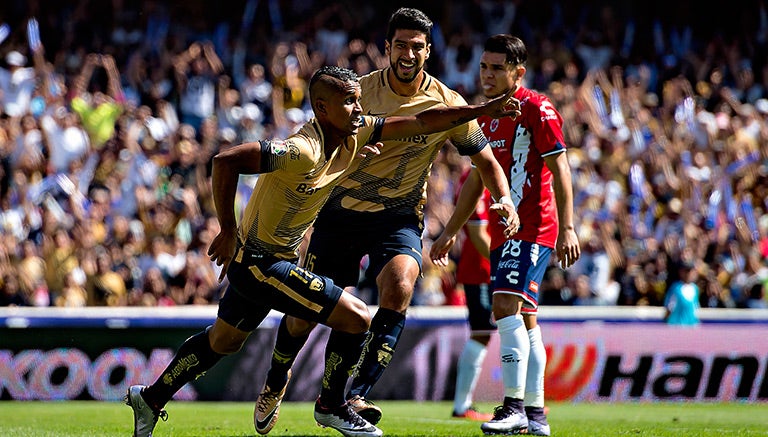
[{"xmin": 379, "ymin": 89, "xmax": 520, "ymax": 141}]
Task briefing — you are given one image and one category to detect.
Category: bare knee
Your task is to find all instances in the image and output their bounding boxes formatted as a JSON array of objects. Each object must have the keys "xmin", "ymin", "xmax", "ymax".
[
  {"xmin": 377, "ymin": 256, "xmax": 419, "ymax": 312},
  {"xmin": 208, "ymin": 320, "xmax": 250, "ymax": 355},
  {"xmin": 326, "ymin": 294, "xmax": 371, "ymax": 334},
  {"xmin": 492, "ymin": 293, "xmax": 524, "ymax": 320},
  {"xmin": 286, "ymin": 316, "xmax": 317, "ymax": 337}
]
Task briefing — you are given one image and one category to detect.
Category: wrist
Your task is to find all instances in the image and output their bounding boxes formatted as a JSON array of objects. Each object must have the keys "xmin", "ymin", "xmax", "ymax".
[{"xmin": 499, "ymin": 196, "xmax": 514, "ymax": 206}]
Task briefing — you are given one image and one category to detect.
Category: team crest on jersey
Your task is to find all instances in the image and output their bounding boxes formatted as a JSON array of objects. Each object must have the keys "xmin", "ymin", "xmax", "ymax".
[
  {"xmin": 271, "ymin": 140, "xmax": 288, "ymax": 156},
  {"xmin": 490, "ymin": 118, "xmax": 499, "ymax": 133}
]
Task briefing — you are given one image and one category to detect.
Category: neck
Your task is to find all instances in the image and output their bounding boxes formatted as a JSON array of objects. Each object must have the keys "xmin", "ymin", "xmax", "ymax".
[
  {"xmin": 319, "ymin": 122, "xmax": 344, "ymax": 159},
  {"xmin": 387, "ymin": 68, "xmax": 423, "ymax": 97}
]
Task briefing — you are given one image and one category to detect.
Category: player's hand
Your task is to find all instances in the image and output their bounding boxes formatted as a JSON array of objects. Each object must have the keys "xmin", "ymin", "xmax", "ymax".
[
  {"xmin": 208, "ymin": 228, "xmax": 237, "ymax": 283},
  {"xmin": 358, "ymin": 142, "xmax": 383, "ymax": 158},
  {"xmin": 556, "ymin": 228, "xmax": 581, "ymax": 269},
  {"xmin": 486, "ymin": 88, "xmax": 521, "ymax": 120},
  {"xmin": 429, "ymin": 232, "xmax": 457, "ymax": 267},
  {"xmin": 489, "ymin": 201, "xmax": 520, "ymax": 238}
]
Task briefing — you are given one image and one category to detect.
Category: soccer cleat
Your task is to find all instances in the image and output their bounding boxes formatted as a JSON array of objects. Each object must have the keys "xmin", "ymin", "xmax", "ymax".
[
  {"xmin": 314, "ymin": 399, "xmax": 383, "ymax": 437},
  {"xmin": 254, "ymin": 370, "xmax": 292, "ymax": 434},
  {"xmin": 347, "ymin": 395, "xmax": 383, "ymax": 425},
  {"xmin": 525, "ymin": 406, "xmax": 550, "ymax": 436},
  {"xmin": 452, "ymin": 406, "xmax": 493, "ymax": 421},
  {"xmin": 527, "ymin": 419, "xmax": 551, "ymax": 436},
  {"xmin": 125, "ymin": 385, "xmax": 168, "ymax": 437},
  {"xmin": 480, "ymin": 405, "xmax": 528, "ymax": 435}
]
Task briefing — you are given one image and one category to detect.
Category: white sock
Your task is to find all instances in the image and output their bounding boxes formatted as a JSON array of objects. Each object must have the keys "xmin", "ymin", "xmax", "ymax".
[
  {"xmin": 524, "ymin": 325, "xmax": 546, "ymax": 408},
  {"xmin": 453, "ymin": 338, "xmax": 487, "ymax": 414},
  {"xmin": 497, "ymin": 314, "xmax": 528, "ymax": 400}
]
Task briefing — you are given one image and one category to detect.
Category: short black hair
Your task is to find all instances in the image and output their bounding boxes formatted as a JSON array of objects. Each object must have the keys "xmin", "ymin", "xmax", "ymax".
[
  {"xmin": 386, "ymin": 7, "xmax": 432, "ymax": 44},
  {"xmin": 309, "ymin": 65, "xmax": 359, "ymax": 93},
  {"xmin": 484, "ymin": 34, "xmax": 527, "ymax": 67}
]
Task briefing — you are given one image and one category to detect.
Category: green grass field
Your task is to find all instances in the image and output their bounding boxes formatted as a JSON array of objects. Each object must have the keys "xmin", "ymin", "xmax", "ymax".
[{"xmin": 0, "ymin": 400, "xmax": 766, "ymax": 436}]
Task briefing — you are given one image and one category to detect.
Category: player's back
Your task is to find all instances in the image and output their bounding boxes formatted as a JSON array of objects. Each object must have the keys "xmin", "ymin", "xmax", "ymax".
[{"xmin": 315, "ymin": 68, "xmax": 487, "ymax": 228}]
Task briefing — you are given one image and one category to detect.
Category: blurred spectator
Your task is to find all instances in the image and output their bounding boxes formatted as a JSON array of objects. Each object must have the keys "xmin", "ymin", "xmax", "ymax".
[{"xmin": 664, "ymin": 261, "xmax": 701, "ymax": 326}]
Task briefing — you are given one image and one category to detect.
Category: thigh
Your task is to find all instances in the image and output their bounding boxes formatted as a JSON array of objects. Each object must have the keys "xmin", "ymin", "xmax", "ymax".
[
  {"xmin": 227, "ymin": 256, "xmax": 344, "ymax": 325},
  {"xmin": 366, "ymin": 222, "xmax": 424, "ymax": 281},
  {"xmin": 490, "ymin": 239, "xmax": 553, "ymax": 312},
  {"xmin": 464, "ymin": 283, "xmax": 496, "ymax": 331}
]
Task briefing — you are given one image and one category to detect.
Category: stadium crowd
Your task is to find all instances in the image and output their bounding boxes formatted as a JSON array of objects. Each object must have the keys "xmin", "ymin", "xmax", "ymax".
[{"xmin": 0, "ymin": 0, "xmax": 767, "ymax": 310}]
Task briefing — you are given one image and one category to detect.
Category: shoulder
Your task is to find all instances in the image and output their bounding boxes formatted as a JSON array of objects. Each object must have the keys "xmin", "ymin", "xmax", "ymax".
[
  {"xmin": 360, "ymin": 70, "xmax": 386, "ymax": 90},
  {"xmin": 424, "ymin": 73, "xmax": 468, "ymax": 106}
]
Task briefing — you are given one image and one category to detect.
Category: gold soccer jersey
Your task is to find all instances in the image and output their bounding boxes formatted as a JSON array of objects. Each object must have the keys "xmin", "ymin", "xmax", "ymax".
[
  {"xmin": 238, "ymin": 117, "xmax": 382, "ymax": 259},
  {"xmin": 318, "ymin": 69, "xmax": 487, "ymax": 223}
]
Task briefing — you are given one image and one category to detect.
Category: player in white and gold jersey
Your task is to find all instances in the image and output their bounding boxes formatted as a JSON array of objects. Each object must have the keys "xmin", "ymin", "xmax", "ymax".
[
  {"xmin": 260, "ymin": 7, "xmax": 521, "ymax": 429},
  {"xmin": 125, "ymin": 65, "xmax": 520, "ymax": 437}
]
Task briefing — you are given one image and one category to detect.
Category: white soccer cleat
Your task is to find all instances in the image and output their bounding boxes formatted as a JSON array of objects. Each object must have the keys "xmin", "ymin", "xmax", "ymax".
[
  {"xmin": 527, "ymin": 418, "xmax": 551, "ymax": 436},
  {"xmin": 480, "ymin": 405, "xmax": 528, "ymax": 435},
  {"xmin": 314, "ymin": 399, "xmax": 383, "ymax": 437},
  {"xmin": 254, "ymin": 370, "xmax": 292, "ymax": 434},
  {"xmin": 125, "ymin": 385, "xmax": 167, "ymax": 437}
]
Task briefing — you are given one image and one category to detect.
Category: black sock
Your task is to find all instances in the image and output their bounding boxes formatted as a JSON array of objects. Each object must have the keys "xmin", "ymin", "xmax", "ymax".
[
  {"xmin": 319, "ymin": 330, "xmax": 367, "ymax": 408},
  {"xmin": 525, "ymin": 406, "xmax": 547, "ymax": 423},
  {"xmin": 265, "ymin": 316, "xmax": 310, "ymax": 389},
  {"xmin": 347, "ymin": 308, "xmax": 405, "ymax": 399},
  {"xmin": 142, "ymin": 329, "xmax": 225, "ymax": 410},
  {"xmin": 503, "ymin": 397, "xmax": 524, "ymax": 413}
]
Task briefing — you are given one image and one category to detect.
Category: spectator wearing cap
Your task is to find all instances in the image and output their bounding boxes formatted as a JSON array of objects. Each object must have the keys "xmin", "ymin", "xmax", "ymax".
[{"xmin": 0, "ymin": 50, "xmax": 36, "ymax": 117}]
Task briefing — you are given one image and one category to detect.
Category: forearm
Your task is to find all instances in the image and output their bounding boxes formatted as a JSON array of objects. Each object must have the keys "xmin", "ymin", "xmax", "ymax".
[
  {"xmin": 471, "ymin": 147, "xmax": 511, "ymax": 203},
  {"xmin": 551, "ymin": 153, "xmax": 575, "ymax": 232},
  {"xmin": 210, "ymin": 155, "xmax": 239, "ymax": 232},
  {"xmin": 210, "ymin": 142, "xmax": 264, "ymax": 231},
  {"xmin": 443, "ymin": 169, "xmax": 484, "ymax": 237}
]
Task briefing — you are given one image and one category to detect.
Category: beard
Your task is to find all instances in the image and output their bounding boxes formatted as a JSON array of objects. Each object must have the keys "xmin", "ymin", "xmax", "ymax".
[{"xmin": 390, "ymin": 59, "xmax": 423, "ymax": 84}]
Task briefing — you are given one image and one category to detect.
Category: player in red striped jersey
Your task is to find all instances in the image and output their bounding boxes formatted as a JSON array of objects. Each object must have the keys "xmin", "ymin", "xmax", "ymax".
[{"xmin": 431, "ymin": 34, "xmax": 581, "ymax": 436}]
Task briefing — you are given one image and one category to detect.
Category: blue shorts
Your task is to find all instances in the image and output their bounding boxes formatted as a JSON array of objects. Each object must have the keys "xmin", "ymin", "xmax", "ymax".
[
  {"xmin": 464, "ymin": 283, "xmax": 496, "ymax": 331},
  {"xmin": 490, "ymin": 239, "xmax": 553, "ymax": 314},
  {"xmin": 218, "ymin": 250, "xmax": 343, "ymax": 331},
  {"xmin": 304, "ymin": 219, "xmax": 423, "ymax": 288}
]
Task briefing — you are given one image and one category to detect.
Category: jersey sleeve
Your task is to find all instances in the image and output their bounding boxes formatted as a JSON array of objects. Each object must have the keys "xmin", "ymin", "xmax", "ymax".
[
  {"xmin": 260, "ymin": 137, "xmax": 314, "ymax": 174},
  {"xmin": 444, "ymin": 91, "xmax": 488, "ymax": 156},
  {"xmin": 530, "ymin": 96, "xmax": 567, "ymax": 156},
  {"xmin": 355, "ymin": 115, "xmax": 385, "ymax": 147}
]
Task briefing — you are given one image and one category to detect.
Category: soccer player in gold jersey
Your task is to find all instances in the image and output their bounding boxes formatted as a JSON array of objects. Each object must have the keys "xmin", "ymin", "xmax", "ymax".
[
  {"xmin": 257, "ymin": 7, "xmax": 521, "ymax": 431},
  {"xmin": 125, "ymin": 65, "xmax": 520, "ymax": 437}
]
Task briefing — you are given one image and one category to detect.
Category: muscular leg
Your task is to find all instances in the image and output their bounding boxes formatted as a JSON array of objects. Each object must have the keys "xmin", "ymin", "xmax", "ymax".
[
  {"xmin": 347, "ymin": 254, "xmax": 418, "ymax": 399},
  {"xmin": 141, "ymin": 318, "xmax": 248, "ymax": 410}
]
